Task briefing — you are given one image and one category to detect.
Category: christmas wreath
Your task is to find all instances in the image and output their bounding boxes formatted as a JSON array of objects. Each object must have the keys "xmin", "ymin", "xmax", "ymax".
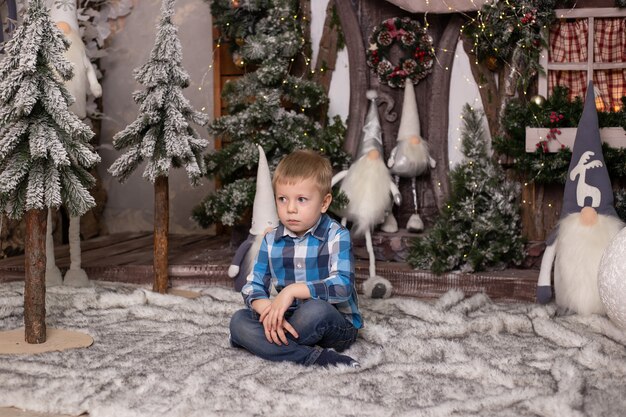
[{"xmin": 366, "ymin": 17, "xmax": 435, "ymax": 88}]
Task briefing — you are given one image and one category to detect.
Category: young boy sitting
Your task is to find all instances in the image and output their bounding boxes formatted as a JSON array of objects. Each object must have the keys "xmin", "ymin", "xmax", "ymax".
[{"xmin": 229, "ymin": 149, "xmax": 363, "ymax": 367}]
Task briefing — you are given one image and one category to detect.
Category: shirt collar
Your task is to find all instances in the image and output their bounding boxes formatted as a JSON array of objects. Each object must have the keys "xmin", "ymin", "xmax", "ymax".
[{"xmin": 275, "ymin": 213, "xmax": 330, "ymax": 241}]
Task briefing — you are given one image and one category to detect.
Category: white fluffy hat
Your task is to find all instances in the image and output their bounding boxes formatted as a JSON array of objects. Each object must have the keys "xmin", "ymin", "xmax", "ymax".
[
  {"xmin": 46, "ymin": 0, "xmax": 79, "ymax": 32},
  {"xmin": 357, "ymin": 90, "xmax": 384, "ymax": 158},
  {"xmin": 397, "ymin": 78, "xmax": 421, "ymax": 142},
  {"xmin": 249, "ymin": 145, "xmax": 279, "ymax": 235}
]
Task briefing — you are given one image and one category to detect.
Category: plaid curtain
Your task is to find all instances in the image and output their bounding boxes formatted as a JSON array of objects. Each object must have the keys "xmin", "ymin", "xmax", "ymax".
[
  {"xmin": 594, "ymin": 18, "xmax": 626, "ymax": 111},
  {"xmin": 548, "ymin": 18, "xmax": 626, "ymax": 111}
]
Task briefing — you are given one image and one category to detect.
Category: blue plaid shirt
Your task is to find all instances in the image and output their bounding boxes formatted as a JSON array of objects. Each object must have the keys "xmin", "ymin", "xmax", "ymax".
[{"xmin": 241, "ymin": 213, "xmax": 363, "ymax": 329}]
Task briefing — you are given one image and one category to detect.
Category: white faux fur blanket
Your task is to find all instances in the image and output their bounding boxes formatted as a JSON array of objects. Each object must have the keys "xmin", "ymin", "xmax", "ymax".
[{"xmin": 1, "ymin": 281, "xmax": 625, "ymax": 417}]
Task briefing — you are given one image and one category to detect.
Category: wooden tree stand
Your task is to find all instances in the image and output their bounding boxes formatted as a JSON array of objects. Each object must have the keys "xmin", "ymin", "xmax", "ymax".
[
  {"xmin": 3, "ymin": 209, "xmax": 94, "ymax": 353},
  {"xmin": 0, "ymin": 328, "xmax": 93, "ymax": 355}
]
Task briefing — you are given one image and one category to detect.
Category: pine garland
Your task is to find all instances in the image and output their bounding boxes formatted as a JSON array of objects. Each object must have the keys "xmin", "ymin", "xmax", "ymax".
[
  {"xmin": 108, "ymin": 0, "xmax": 208, "ymax": 185},
  {"xmin": 0, "ymin": 0, "xmax": 99, "ymax": 219},
  {"xmin": 408, "ymin": 104, "xmax": 525, "ymax": 274},
  {"xmin": 194, "ymin": 0, "xmax": 349, "ymax": 228},
  {"xmin": 494, "ymin": 86, "xmax": 626, "ymax": 184}
]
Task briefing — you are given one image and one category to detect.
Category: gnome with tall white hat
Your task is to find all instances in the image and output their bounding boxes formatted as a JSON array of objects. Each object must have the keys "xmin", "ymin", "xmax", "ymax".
[
  {"xmin": 381, "ymin": 78, "xmax": 436, "ymax": 233},
  {"xmin": 44, "ymin": 0, "xmax": 102, "ymax": 287},
  {"xmin": 537, "ymin": 81, "xmax": 624, "ymax": 315},
  {"xmin": 228, "ymin": 145, "xmax": 280, "ymax": 291},
  {"xmin": 331, "ymin": 90, "xmax": 401, "ymax": 298}
]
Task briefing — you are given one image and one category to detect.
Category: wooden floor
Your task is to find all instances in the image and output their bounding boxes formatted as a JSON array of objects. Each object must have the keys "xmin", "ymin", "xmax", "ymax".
[{"xmin": 0, "ymin": 232, "xmax": 539, "ymax": 302}]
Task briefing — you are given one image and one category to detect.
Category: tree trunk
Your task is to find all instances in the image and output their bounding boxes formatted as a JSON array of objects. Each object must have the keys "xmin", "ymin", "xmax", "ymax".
[
  {"xmin": 313, "ymin": 0, "xmax": 340, "ymax": 95},
  {"xmin": 154, "ymin": 176, "xmax": 169, "ymax": 294},
  {"xmin": 24, "ymin": 208, "xmax": 47, "ymax": 344}
]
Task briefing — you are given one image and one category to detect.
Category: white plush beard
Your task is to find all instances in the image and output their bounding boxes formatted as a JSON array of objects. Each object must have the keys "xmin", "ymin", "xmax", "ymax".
[
  {"xmin": 389, "ymin": 138, "xmax": 431, "ymax": 177},
  {"xmin": 339, "ymin": 156, "xmax": 393, "ymax": 236},
  {"xmin": 64, "ymin": 30, "xmax": 88, "ymax": 118},
  {"xmin": 555, "ymin": 212, "xmax": 625, "ymax": 315}
]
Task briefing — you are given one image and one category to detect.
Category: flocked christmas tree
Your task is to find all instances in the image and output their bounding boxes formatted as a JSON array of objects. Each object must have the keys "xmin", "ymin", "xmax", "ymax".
[
  {"xmin": 408, "ymin": 104, "xmax": 525, "ymax": 274},
  {"xmin": 193, "ymin": 0, "xmax": 349, "ymax": 228},
  {"xmin": 0, "ymin": 0, "xmax": 100, "ymax": 343},
  {"xmin": 108, "ymin": 0, "xmax": 208, "ymax": 294}
]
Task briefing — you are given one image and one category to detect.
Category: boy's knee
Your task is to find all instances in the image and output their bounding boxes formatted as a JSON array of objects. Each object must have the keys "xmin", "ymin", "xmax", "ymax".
[
  {"xmin": 229, "ymin": 309, "xmax": 250, "ymax": 335},
  {"xmin": 301, "ymin": 299, "xmax": 332, "ymax": 316},
  {"xmin": 291, "ymin": 299, "xmax": 335, "ymax": 328}
]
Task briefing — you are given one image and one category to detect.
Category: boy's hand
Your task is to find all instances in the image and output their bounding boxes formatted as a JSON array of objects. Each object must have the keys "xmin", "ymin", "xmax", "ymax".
[
  {"xmin": 253, "ymin": 299, "xmax": 295, "ymax": 345},
  {"xmin": 259, "ymin": 288, "xmax": 296, "ymax": 343},
  {"xmin": 261, "ymin": 314, "xmax": 298, "ymax": 345},
  {"xmin": 261, "ymin": 283, "xmax": 311, "ymax": 345}
]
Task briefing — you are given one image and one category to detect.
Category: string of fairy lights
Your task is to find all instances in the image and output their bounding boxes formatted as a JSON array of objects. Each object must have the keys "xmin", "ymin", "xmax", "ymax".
[
  {"xmin": 196, "ymin": 0, "xmax": 594, "ymax": 227},
  {"xmin": 0, "ymin": 1, "xmax": 603, "ymax": 252}
]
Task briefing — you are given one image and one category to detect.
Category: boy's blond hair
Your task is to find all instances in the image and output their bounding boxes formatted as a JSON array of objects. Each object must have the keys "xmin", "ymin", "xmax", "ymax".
[{"xmin": 272, "ymin": 149, "xmax": 332, "ymax": 196}]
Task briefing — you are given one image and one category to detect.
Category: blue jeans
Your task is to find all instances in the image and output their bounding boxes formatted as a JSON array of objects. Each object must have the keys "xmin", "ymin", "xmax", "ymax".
[{"xmin": 229, "ymin": 299, "xmax": 359, "ymax": 366}]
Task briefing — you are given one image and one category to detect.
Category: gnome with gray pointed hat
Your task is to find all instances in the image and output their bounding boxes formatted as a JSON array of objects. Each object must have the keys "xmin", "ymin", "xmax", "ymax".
[
  {"xmin": 537, "ymin": 81, "xmax": 624, "ymax": 314},
  {"xmin": 331, "ymin": 90, "xmax": 401, "ymax": 298},
  {"xmin": 381, "ymin": 78, "xmax": 436, "ymax": 233}
]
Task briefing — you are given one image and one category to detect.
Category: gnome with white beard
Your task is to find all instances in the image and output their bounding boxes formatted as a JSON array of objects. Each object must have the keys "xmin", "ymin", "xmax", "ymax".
[
  {"xmin": 48, "ymin": 0, "xmax": 102, "ymax": 119},
  {"xmin": 382, "ymin": 78, "xmax": 436, "ymax": 233},
  {"xmin": 228, "ymin": 145, "xmax": 280, "ymax": 292},
  {"xmin": 45, "ymin": 0, "xmax": 102, "ymax": 287},
  {"xmin": 537, "ymin": 81, "xmax": 625, "ymax": 315},
  {"xmin": 332, "ymin": 90, "xmax": 401, "ymax": 298}
]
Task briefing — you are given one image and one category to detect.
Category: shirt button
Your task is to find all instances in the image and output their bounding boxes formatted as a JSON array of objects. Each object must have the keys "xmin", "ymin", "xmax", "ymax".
[{"xmin": 297, "ymin": 263, "xmax": 302, "ymax": 268}]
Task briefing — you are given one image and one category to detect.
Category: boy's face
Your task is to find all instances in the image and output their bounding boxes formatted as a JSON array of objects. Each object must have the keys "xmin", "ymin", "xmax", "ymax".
[{"xmin": 275, "ymin": 177, "xmax": 331, "ymax": 237}]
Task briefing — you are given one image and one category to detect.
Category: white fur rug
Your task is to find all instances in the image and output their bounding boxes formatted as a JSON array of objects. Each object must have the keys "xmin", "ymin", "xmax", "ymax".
[{"xmin": 1, "ymin": 281, "xmax": 625, "ymax": 417}]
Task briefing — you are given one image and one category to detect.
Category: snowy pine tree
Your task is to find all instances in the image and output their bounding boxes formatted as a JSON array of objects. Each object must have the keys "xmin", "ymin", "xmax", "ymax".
[
  {"xmin": 193, "ymin": 0, "xmax": 349, "ymax": 228},
  {"xmin": 0, "ymin": 0, "xmax": 100, "ymax": 343},
  {"xmin": 408, "ymin": 104, "xmax": 525, "ymax": 273},
  {"xmin": 108, "ymin": 0, "xmax": 208, "ymax": 294},
  {"xmin": 108, "ymin": 0, "xmax": 208, "ymax": 184},
  {"xmin": 0, "ymin": 0, "xmax": 100, "ymax": 219}
]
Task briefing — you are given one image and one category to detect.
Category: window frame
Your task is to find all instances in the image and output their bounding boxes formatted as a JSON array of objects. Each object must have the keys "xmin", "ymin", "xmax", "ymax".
[{"xmin": 538, "ymin": 7, "xmax": 626, "ymax": 98}]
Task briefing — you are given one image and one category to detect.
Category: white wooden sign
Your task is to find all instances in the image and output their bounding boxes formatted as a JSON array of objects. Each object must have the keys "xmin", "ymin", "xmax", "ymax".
[{"xmin": 525, "ymin": 127, "xmax": 626, "ymax": 153}]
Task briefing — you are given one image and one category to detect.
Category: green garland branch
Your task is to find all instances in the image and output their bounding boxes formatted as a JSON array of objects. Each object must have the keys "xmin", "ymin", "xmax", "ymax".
[
  {"xmin": 494, "ymin": 86, "xmax": 626, "ymax": 184},
  {"xmin": 461, "ymin": 0, "xmax": 570, "ymax": 92}
]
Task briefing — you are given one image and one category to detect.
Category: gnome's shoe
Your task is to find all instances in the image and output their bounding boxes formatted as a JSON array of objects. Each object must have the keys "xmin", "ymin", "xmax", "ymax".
[
  {"xmin": 46, "ymin": 266, "xmax": 63, "ymax": 287},
  {"xmin": 362, "ymin": 276, "xmax": 392, "ymax": 299},
  {"xmin": 64, "ymin": 268, "xmax": 90, "ymax": 287},
  {"xmin": 227, "ymin": 265, "xmax": 239, "ymax": 278},
  {"xmin": 380, "ymin": 213, "xmax": 398, "ymax": 233},
  {"xmin": 406, "ymin": 214, "xmax": 424, "ymax": 233},
  {"xmin": 536, "ymin": 285, "xmax": 552, "ymax": 304}
]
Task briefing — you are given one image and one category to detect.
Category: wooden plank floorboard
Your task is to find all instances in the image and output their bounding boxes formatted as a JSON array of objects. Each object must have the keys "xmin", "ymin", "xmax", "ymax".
[
  {"xmin": 67, "ymin": 235, "xmax": 156, "ymax": 266},
  {"xmin": 0, "ymin": 232, "xmax": 150, "ymax": 268},
  {"xmin": 0, "ymin": 232, "xmax": 539, "ymax": 302}
]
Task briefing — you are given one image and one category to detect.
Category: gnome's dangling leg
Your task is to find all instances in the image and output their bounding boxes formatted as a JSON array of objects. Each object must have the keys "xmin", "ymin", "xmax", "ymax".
[
  {"xmin": 63, "ymin": 215, "xmax": 89, "ymax": 287},
  {"xmin": 381, "ymin": 176, "xmax": 400, "ymax": 233},
  {"xmin": 361, "ymin": 229, "xmax": 392, "ymax": 299},
  {"xmin": 406, "ymin": 177, "xmax": 424, "ymax": 233}
]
